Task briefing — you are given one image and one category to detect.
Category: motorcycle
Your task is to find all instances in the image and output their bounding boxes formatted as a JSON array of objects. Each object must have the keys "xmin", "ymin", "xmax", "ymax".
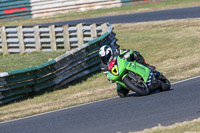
[{"xmin": 106, "ymin": 51, "xmax": 171, "ymax": 97}]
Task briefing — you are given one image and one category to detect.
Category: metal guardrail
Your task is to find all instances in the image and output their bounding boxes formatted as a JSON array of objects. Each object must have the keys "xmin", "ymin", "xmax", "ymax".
[
  {"xmin": 0, "ymin": 0, "xmax": 163, "ymax": 21},
  {"xmin": 0, "ymin": 23, "xmax": 118, "ymax": 105},
  {"xmin": 0, "ymin": 23, "xmax": 108, "ymax": 55}
]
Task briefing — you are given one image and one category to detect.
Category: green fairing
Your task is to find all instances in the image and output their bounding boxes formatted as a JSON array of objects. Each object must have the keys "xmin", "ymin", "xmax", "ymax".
[
  {"xmin": 107, "ymin": 56, "xmax": 151, "ymax": 91},
  {"xmin": 126, "ymin": 61, "xmax": 151, "ymax": 82}
]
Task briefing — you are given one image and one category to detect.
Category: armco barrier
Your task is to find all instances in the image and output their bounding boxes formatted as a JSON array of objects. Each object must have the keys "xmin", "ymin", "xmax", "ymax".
[
  {"xmin": 0, "ymin": 23, "xmax": 118, "ymax": 105},
  {"xmin": 0, "ymin": 0, "xmax": 164, "ymax": 21},
  {"xmin": 0, "ymin": 23, "xmax": 108, "ymax": 55}
]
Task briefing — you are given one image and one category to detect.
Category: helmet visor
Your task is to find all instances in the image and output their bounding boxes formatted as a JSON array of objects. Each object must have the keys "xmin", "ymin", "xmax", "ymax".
[{"xmin": 101, "ymin": 50, "xmax": 111, "ymax": 64}]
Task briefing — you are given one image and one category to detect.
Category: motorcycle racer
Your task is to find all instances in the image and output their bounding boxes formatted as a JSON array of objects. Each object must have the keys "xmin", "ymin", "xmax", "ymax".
[{"xmin": 99, "ymin": 45, "xmax": 157, "ymax": 97}]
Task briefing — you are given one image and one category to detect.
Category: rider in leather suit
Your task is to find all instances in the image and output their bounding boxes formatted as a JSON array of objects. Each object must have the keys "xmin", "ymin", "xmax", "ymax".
[{"xmin": 99, "ymin": 45, "xmax": 156, "ymax": 97}]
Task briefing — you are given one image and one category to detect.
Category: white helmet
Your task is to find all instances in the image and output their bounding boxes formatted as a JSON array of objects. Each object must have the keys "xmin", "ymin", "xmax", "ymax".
[{"xmin": 99, "ymin": 45, "xmax": 113, "ymax": 64}]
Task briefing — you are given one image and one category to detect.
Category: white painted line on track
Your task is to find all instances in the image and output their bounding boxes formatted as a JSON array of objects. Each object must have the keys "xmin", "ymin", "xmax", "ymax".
[
  {"xmin": 0, "ymin": 75, "xmax": 200, "ymax": 125},
  {"xmin": 0, "ymin": 97, "xmax": 118, "ymax": 125},
  {"xmin": 172, "ymin": 75, "xmax": 200, "ymax": 85}
]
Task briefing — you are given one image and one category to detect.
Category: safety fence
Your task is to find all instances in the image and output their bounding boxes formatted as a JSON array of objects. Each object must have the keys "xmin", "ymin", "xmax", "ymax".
[
  {"xmin": 0, "ymin": 23, "xmax": 108, "ymax": 55},
  {"xmin": 0, "ymin": 0, "xmax": 164, "ymax": 21},
  {"xmin": 0, "ymin": 23, "xmax": 118, "ymax": 105}
]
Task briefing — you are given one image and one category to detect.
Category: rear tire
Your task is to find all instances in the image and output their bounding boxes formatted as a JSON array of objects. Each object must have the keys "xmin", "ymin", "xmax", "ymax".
[
  {"xmin": 123, "ymin": 75, "xmax": 150, "ymax": 96},
  {"xmin": 117, "ymin": 88, "xmax": 129, "ymax": 98},
  {"xmin": 158, "ymin": 75, "xmax": 171, "ymax": 91}
]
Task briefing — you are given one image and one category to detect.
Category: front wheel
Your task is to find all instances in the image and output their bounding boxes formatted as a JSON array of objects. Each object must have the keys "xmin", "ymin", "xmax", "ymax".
[{"xmin": 123, "ymin": 75, "xmax": 150, "ymax": 96}]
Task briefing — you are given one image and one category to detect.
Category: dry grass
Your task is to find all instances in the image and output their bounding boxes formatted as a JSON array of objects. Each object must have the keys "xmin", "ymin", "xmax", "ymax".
[
  {"xmin": 0, "ymin": 19, "xmax": 200, "ymax": 125},
  {"xmin": 0, "ymin": 73, "xmax": 115, "ymax": 121},
  {"xmin": 114, "ymin": 18, "xmax": 200, "ymax": 82},
  {"xmin": 132, "ymin": 118, "xmax": 200, "ymax": 133}
]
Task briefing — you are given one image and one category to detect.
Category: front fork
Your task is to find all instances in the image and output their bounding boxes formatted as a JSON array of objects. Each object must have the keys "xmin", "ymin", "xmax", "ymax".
[{"xmin": 116, "ymin": 77, "xmax": 131, "ymax": 91}]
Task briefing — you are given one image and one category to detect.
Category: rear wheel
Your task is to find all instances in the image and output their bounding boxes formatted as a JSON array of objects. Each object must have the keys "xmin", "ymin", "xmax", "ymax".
[
  {"xmin": 123, "ymin": 75, "xmax": 150, "ymax": 96},
  {"xmin": 158, "ymin": 75, "xmax": 171, "ymax": 91}
]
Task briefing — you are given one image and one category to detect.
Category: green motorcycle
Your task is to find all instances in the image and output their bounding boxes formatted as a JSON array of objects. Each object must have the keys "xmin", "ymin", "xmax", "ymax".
[{"xmin": 107, "ymin": 52, "xmax": 171, "ymax": 97}]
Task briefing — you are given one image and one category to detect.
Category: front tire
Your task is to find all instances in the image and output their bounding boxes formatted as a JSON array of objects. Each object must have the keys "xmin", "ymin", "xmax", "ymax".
[{"xmin": 123, "ymin": 75, "xmax": 150, "ymax": 96}]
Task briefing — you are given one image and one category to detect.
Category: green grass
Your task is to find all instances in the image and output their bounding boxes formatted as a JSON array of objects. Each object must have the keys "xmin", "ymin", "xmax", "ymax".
[
  {"xmin": 1, "ymin": 0, "xmax": 200, "ymax": 26},
  {"xmin": 0, "ymin": 51, "xmax": 64, "ymax": 72}
]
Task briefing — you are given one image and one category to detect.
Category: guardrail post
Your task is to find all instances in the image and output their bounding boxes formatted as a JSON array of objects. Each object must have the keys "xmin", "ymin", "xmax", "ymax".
[
  {"xmin": 17, "ymin": 26, "xmax": 25, "ymax": 54},
  {"xmin": 90, "ymin": 24, "xmax": 97, "ymax": 40},
  {"xmin": 63, "ymin": 24, "xmax": 70, "ymax": 51},
  {"xmin": 1, "ymin": 26, "xmax": 8, "ymax": 55},
  {"xmin": 49, "ymin": 25, "xmax": 57, "ymax": 51},
  {"xmin": 34, "ymin": 25, "xmax": 41, "ymax": 51},
  {"xmin": 101, "ymin": 23, "xmax": 108, "ymax": 34},
  {"xmin": 77, "ymin": 23, "xmax": 84, "ymax": 47}
]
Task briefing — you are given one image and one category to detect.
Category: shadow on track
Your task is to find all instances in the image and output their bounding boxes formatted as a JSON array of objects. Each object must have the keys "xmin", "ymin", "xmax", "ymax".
[{"xmin": 126, "ymin": 88, "xmax": 174, "ymax": 97}]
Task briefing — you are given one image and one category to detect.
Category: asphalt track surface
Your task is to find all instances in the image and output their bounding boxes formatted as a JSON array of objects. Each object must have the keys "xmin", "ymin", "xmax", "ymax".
[
  {"xmin": 1, "ymin": 6, "xmax": 200, "ymax": 133},
  {"xmin": 41, "ymin": 6, "xmax": 200, "ymax": 25},
  {"xmin": 0, "ymin": 76, "xmax": 200, "ymax": 133}
]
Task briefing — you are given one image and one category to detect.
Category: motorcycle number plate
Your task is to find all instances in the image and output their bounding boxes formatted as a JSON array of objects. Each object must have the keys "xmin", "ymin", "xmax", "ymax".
[{"xmin": 111, "ymin": 66, "xmax": 119, "ymax": 76}]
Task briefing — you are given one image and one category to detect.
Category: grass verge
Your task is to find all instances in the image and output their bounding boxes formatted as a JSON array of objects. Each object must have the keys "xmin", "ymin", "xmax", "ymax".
[
  {"xmin": 0, "ymin": 19, "xmax": 200, "ymax": 127},
  {"xmin": 133, "ymin": 118, "xmax": 200, "ymax": 133},
  {"xmin": 0, "ymin": 0, "xmax": 200, "ymax": 26},
  {"xmin": 0, "ymin": 51, "xmax": 64, "ymax": 72}
]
